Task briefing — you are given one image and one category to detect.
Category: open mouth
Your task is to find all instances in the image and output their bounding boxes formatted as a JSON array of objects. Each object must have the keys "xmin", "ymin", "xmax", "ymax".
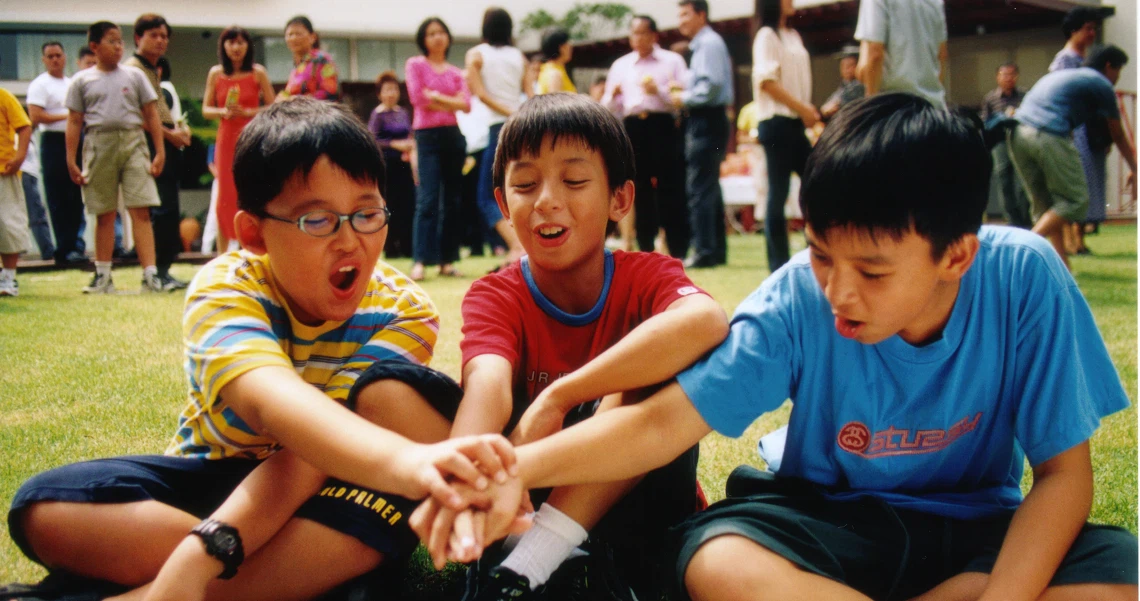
[
  {"xmin": 330, "ymin": 265, "xmax": 359, "ymax": 292},
  {"xmin": 537, "ymin": 226, "xmax": 566, "ymax": 240},
  {"xmin": 834, "ymin": 316, "xmax": 865, "ymax": 339}
]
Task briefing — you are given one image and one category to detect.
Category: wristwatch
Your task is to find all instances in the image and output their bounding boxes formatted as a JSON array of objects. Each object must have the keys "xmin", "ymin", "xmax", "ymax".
[{"xmin": 189, "ymin": 518, "xmax": 245, "ymax": 579}]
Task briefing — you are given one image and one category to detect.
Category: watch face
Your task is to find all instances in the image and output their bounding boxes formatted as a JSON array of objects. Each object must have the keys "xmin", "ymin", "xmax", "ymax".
[{"xmin": 216, "ymin": 532, "xmax": 238, "ymax": 552}]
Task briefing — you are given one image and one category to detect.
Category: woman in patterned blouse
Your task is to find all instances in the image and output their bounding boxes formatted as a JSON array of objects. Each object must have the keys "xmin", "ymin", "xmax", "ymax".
[{"xmin": 277, "ymin": 15, "xmax": 339, "ymax": 101}]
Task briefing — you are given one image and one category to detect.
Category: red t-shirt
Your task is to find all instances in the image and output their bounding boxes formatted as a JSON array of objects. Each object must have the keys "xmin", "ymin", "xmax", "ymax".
[{"xmin": 460, "ymin": 251, "xmax": 706, "ymax": 421}]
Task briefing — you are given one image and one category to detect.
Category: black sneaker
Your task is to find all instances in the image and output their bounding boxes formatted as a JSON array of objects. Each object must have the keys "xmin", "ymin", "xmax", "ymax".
[
  {"xmin": 545, "ymin": 542, "xmax": 638, "ymax": 601},
  {"xmin": 158, "ymin": 273, "xmax": 189, "ymax": 292},
  {"xmin": 466, "ymin": 566, "xmax": 539, "ymax": 601}
]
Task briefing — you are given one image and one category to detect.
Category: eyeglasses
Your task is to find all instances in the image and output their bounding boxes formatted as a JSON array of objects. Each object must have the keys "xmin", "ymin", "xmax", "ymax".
[{"xmin": 260, "ymin": 207, "xmax": 391, "ymax": 238}]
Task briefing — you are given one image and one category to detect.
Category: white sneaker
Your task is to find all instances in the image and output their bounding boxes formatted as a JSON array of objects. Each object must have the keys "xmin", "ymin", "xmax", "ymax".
[
  {"xmin": 0, "ymin": 277, "xmax": 17, "ymax": 297},
  {"xmin": 141, "ymin": 272, "xmax": 164, "ymax": 293},
  {"xmin": 82, "ymin": 272, "xmax": 115, "ymax": 294}
]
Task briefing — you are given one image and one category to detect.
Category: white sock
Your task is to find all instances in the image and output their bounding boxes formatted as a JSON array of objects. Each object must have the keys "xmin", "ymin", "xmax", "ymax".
[
  {"xmin": 143, "ymin": 265, "xmax": 157, "ymax": 278},
  {"xmin": 500, "ymin": 504, "xmax": 589, "ymax": 589},
  {"xmin": 95, "ymin": 261, "xmax": 112, "ymax": 277},
  {"xmin": 0, "ymin": 268, "xmax": 14, "ymax": 284}
]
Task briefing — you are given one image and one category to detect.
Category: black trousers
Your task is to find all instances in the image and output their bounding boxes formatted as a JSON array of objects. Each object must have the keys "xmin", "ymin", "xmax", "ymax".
[
  {"xmin": 623, "ymin": 113, "xmax": 690, "ymax": 259},
  {"xmin": 684, "ymin": 107, "xmax": 729, "ymax": 264},
  {"xmin": 40, "ymin": 132, "xmax": 85, "ymax": 262},
  {"xmin": 147, "ymin": 136, "xmax": 181, "ymax": 274},
  {"xmin": 382, "ymin": 152, "xmax": 415, "ymax": 259},
  {"xmin": 757, "ymin": 115, "xmax": 812, "ymax": 272}
]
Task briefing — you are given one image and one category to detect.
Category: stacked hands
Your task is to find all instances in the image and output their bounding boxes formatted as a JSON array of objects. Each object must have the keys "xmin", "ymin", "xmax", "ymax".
[{"xmin": 411, "ymin": 396, "xmax": 569, "ymax": 570}]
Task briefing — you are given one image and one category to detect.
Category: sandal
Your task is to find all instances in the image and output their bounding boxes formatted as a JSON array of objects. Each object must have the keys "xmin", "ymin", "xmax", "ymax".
[
  {"xmin": 409, "ymin": 263, "xmax": 425, "ymax": 282},
  {"xmin": 438, "ymin": 265, "xmax": 464, "ymax": 278}
]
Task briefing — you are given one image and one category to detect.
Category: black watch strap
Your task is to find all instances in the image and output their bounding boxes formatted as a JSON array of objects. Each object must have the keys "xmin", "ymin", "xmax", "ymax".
[{"xmin": 189, "ymin": 518, "xmax": 245, "ymax": 579}]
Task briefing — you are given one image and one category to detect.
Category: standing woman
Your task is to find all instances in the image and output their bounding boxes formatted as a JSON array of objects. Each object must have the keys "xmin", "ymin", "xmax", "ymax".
[
  {"xmin": 369, "ymin": 71, "xmax": 415, "ymax": 259},
  {"xmin": 406, "ymin": 17, "xmax": 470, "ymax": 281},
  {"xmin": 466, "ymin": 7, "xmax": 533, "ymax": 268},
  {"xmin": 277, "ymin": 16, "xmax": 339, "ymax": 101},
  {"xmin": 202, "ymin": 26, "xmax": 275, "ymax": 253},
  {"xmin": 752, "ymin": 0, "xmax": 818, "ymax": 272},
  {"xmin": 537, "ymin": 28, "xmax": 576, "ymax": 94}
]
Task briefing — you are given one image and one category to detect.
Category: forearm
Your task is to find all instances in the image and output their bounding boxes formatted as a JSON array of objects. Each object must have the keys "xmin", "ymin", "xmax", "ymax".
[
  {"xmin": 223, "ymin": 367, "xmax": 424, "ymax": 499},
  {"xmin": 143, "ymin": 106, "xmax": 165, "ymax": 156},
  {"xmin": 545, "ymin": 296, "xmax": 728, "ymax": 413},
  {"xmin": 1109, "ymin": 121, "xmax": 1137, "ymax": 172},
  {"xmin": 13, "ymin": 127, "xmax": 30, "ymax": 166},
  {"xmin": 857, "ymin": 42, "xmax": 884, "ymax": 96},
  {"xmin": 479, "ymin": 93, "xmax": 512, "ymax": 117},
  {"xmin": 65, "ymin": 115, "xmax": 81, "ymax": 166},
  {"xmin": 432, "ymin": 93, "xmax": 469, "ymax": 112},
  {"xmin": 518, "ymin": 382, "xmax": 711, "ymax": 488},
  {"xmin": 451, "ymin": 358, "xmax": 514, "ymax": 437},
  {"xmin": 978, "ymin": 447, "xmax": 1093, "ymax": 601},
  {"xmin": 760, "ymin": 80, "xmax": 810, "ymax": 118}
]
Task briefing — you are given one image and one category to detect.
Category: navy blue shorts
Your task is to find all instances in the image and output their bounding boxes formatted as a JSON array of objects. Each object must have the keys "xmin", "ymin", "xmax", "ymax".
[
  {"xmin": 672, "ymin": 466, "xmax": 1138, "ymax": 601},
  {"xmin": 8, "ymin": 361, "xmax": 463, "ymax": 566}
]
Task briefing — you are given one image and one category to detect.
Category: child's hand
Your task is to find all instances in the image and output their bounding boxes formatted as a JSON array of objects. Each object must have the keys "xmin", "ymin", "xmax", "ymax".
[
  {"xmin": 410, "ymin": 477, "xmax": 532, "ymax": 570},
  {"xmin": 510, "ymin": 392, "xmax": 567, "ymax": 445},
  {"xmin": 398, "ymin": 434, "xmax": 517, "ymax": 509}
]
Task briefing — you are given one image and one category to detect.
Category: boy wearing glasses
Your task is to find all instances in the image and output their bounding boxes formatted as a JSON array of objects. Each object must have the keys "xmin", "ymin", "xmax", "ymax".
[{"xmin": 5, "ymin": 97, "xmax": 518, "ymax": 601}]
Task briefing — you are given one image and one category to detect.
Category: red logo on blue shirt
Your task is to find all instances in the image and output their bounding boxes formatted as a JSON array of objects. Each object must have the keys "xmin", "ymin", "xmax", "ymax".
[{"xmin": 837, "ymin": 413, "xmax": 983, "ymax": 458}]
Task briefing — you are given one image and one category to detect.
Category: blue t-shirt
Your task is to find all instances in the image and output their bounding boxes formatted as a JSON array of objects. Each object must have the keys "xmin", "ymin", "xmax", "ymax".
[
  {"xmin": 1016, "ymin": 67, "xmax": 1119, "ymax": 137},
  {"xmin": 677, "ymin": 226, "xmax": 1129, "ymax": 519}
]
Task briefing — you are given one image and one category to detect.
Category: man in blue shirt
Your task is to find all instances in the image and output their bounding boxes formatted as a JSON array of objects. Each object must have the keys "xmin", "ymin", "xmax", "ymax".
[
  {"xmin": 434, "ymin": 94, "xmax": 1138, "ymax": 601},
  {"xmin": 1009, "ymin": 45, "xmax": 1137, "ymax": 270},
  {"xmin": 671, "ymin": 0, "xmax": 733, "ymax": 269}
]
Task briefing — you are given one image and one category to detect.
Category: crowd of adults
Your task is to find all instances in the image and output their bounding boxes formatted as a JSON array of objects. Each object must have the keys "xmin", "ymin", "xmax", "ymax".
[{"xmin": 0, "ymin": 0, "xmax": 1135, "ymax": 297}]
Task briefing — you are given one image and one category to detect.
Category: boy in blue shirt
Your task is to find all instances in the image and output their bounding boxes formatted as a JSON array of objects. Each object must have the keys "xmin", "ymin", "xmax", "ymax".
[{"xmin": 430, "ymin": 93, "xmax": 1138, "ymax": 601}]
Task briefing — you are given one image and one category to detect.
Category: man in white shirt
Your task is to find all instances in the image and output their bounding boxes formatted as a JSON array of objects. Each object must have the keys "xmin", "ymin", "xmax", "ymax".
[
  {"xmin": 602, "ymin": 15, "xmax": 691, "ymax": 258},
  {"xmin": 27, "ymin": 41, "xmax": 85, "ymax": 265}
]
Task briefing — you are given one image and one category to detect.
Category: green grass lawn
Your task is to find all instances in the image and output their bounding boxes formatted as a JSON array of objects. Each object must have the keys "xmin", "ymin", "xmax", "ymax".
[{"xmin": 0, "ymin": 225, "xmax": 1135, "ymax": 589}]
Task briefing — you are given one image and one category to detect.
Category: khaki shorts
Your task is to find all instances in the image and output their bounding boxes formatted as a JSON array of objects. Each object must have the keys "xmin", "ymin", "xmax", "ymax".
[
  {"xmin": 1006, "ymin": 124, "xmax": 1088, "ymax": 223},
  {"xmin": 0, "ymin": 173, "xmax": 30, "ymax": 254},
  {"xmin": 81, "ymin": 129, "xmax": 160, "ymax": 216}
]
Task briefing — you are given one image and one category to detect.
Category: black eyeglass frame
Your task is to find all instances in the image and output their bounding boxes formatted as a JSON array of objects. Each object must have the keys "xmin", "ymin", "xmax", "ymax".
[{"xmin": 259, "ymin": 207, "xmax": 391, "ymax": 237}]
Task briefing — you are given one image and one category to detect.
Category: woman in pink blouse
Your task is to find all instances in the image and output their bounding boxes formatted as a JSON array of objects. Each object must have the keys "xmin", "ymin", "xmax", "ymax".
[
  {"xmin": 405, "ymin": 17, "xmax": 470, "ymax": 281},
  {"xmin": 277, "ymin": 15, "xmax": 339, "ymax": 101}
]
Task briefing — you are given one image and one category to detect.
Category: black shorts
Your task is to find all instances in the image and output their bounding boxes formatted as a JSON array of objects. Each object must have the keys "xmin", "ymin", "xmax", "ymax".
[
  {"xmin": 672, "ymin": 466, "xmax": 1138, "ymax": 601},
  {"xmin": 8, "ymin": 361, "xmax": 463, "ymax": 566}
]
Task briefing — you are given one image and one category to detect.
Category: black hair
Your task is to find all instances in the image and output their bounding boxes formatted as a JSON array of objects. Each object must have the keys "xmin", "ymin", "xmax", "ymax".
[
  {"xmin": 88, "ymin": 21, "xmax": 120, "ymax": 45},
  {"xmin": 285, "ymin": 15, "xmax": 314, "ymax": 34},
  {"xmin": 482, "ymin": 8, "xmax": 513, "ymax": 47},
  {"xmin": 493, "ymin": 93, "xmax": 634, "ymax": 193},
  {"xmin": 1061, "ymin": 6, "xmax": 1104, "ymax": 40},
  {"xmin": 801, "ymin": 93, "xmax": 991, "ymax": 259},
  {"xmin": 632, "ymin": 15, "xmax": 658, "ymax": 33},
  {"xmin": 41, "ymin": 41, "xmax": 63, "ymax": 54},
  {"xmin": 233, "ymin": 97, "xmax": 386, "ymax": 215},
  {"xmin": 416, "ymin": 17, "xmax": 452, "ymax": 59},
  {"xmin": 133, "ymin": 13, "xmax": 170, "ymax": 40},
  {"xmin": 541, "ymin": 28, "xmax": 570, "ymax": 62},
  {"xmin": 996, "ymin": 62, "xmax": 1019, "ymax": 74},
  {"xmin": 1084, "ymin": 44, "xmax": 1128, "ymax": 73},
  {"xmin": 679, "ymin": 0, "xmax": 709, "ymax": 17},
  {"xmin": 218, "ymin": 26, "xmax": 254, "ymax": 75},
  {"xmin": 754, "ymin": 0, "xmax": 782, "ymax": 33},
  {"xmin": 78, "ymin": 47, "xmax": 95, "ymax": 60}
]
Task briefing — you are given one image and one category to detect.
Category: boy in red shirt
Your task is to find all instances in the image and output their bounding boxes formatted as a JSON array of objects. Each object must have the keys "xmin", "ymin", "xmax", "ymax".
[{"xmin": 447, "ymin": 93, "xmax": 729, "ymax": 600}]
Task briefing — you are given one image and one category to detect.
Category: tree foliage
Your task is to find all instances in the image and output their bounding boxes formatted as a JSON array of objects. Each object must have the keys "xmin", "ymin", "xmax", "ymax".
[{"xmin": 520, "ymin": 3, "xmax": 634, "ymax": 40}]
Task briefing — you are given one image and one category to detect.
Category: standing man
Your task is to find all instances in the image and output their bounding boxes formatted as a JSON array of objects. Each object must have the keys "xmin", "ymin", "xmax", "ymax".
[
  {"xmin": 820, "ymin": 46, "xmax": 865, "ymax": 120},
  {"xmin": 980, "ymin": 63, "xmax": 1030, "ymax": 228},
  {"xmin": 603, "ymin": 14, "xmax": 691, "ymax": 259},
  {"xmin": 27, "ymin": 41, "xmax": 86, "ymax": 266},
  {"xmin": 124, "ymin": 13, "xmax": 191, "ymax": 291},
  {"xmin": 0, "ymin": 80, "xmax": 32, "ymax": 297},
  {"xmin": 855, "ymin": 0, "xmax": 948, "ymax": 108},
  {"xmin": 672, "ymin": 0, "xmax": 733, "ymax": 268}
]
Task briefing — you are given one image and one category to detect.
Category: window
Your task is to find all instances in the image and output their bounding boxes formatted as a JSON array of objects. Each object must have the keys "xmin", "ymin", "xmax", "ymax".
[{"xmin": 0, "ymin": 32, "xmax": 89, "ymax": 81}]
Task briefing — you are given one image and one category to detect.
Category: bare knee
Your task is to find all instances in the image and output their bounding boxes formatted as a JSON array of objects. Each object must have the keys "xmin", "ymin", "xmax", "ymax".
[
  {"xmin": 685, "ymin": 535, "xmax": 798, "ymax": 601},
  {"xmin": 354, "ymin": 379, "xmax": 449, "ymax": 442},
  {"xmin": 1040, "ymin": 583, "xmax": 1137, "ymax": 601}
]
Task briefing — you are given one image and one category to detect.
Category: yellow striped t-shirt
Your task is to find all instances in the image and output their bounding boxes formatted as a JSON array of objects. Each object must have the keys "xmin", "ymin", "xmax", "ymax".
[{"xmin": 166, "ymin": 251, "xmax": 438, "ymax": 460}]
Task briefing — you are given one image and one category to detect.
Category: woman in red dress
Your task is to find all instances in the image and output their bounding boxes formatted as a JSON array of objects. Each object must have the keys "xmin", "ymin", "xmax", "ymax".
[{"xmin": 202, "ymin": 26, "xmax": 275, "ymax": 253}]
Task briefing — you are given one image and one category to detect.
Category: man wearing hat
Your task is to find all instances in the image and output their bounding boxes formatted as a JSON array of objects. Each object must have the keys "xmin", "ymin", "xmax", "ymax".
[{"xmin": 820, "ymin": 46, "xmax": 864, "ymax": 120}]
